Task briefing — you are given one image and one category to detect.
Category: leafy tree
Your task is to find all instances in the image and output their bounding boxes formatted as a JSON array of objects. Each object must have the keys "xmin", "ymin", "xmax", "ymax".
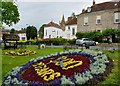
[
  {"xmin": 39, "ymin": 24, "xmax": 46, "ymax": 38},
  {"xmin": 76, "ymin": 31, "xmax": 103, "ymax": 42},
  {"xmin": 2, "ymin": 2, "xmax": 20, "ymax": 26},
  {"xmin": 102, "ymin": 28, "xmax": 118, "ymax": 43},
  {"xmin": 76, "ymin": 32, "xmax": 85, "ymax": 39},
  {"xmin": 10, "ymin": 28, "xmax": 16, "ymax": 34},
  {"xmin": 26, "ymin": 26, "xmax": 37, "ymax": 40}
]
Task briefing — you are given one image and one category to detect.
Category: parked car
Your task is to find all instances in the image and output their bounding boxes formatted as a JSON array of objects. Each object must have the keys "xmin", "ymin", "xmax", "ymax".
[{"xmin": 76, "ymin": 38, "xmax": 96, "ymax": 46}]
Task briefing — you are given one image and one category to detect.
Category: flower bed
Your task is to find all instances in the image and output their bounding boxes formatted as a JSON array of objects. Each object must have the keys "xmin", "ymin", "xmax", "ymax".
[
  {"xmin": 3, "ymin": 49, "xmax": 113, "ymax": 85},
  {"xmin": 5, "ymin": 49, "xmax": 36, "ymax": 56}
]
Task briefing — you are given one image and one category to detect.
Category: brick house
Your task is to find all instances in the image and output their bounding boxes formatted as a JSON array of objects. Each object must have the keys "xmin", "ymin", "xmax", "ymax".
[{"xmin": 77, "ymin": 0, "xmax": 120, "ymax": 32}]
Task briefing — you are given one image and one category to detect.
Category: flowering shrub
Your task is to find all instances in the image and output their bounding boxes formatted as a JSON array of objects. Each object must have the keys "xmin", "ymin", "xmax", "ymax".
[
  {"xmin": 3, "ymin": 49, "xmax": 113, "ymax": 85},
  {"xmin": 5, "ymin": 49, "xmax": 36, "ymax": 56}
]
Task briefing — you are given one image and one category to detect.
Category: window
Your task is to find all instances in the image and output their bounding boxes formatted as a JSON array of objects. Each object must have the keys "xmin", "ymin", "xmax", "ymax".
[
  {"xmin": 46, "ymin": 30, "xmax": 47, "ymax": 36},
  {"xmin": 84, "ymin": 17, "xmax": 88, "ymax": 25},
  {"xmin": 52, "ymin": 30, "xmax": 55, "ymax": 32},
  {"xmin": 96, "ymin": 16, "xmax": 101, "ymax": 24},
  {"xmin": 68, "ymin": 26, "xmax": 70, "ymax": 30},
  {"xmin": 49, "ymin": 35, "xmax": 51, "ymax": 38},
  {"xmin": 22, "ymin": 37, "xmax": 25, "ymax": 40},
  {"xmin": 72, "ymin": 28, "xmax": 75, "ymax": 35},
  {"xmin": 114, "ymin": 12, "xmax": 120, "ymax": 23},
  {"xmin": 97, "ymin": 30, "xmax": 101, "ymax": 32}
]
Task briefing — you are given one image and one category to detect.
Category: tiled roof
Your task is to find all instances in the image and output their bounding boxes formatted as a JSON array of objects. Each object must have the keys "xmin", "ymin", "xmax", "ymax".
[
  {"xmin": 45, "ymin": 21, "xmax": 61, "ymax": 29},
  {"xmin": 17, "ymin": 29, "xmax": 26, "ymax": 34},
  {"xmin": 2, "ymin": 34, "xmax": 19, "ymax": 41},
  {"xmin": 82, "ymin": 1, "xmax": 120, "ymax": 14},
  {"xmin": 66, "ymin": 18, "xmax": 77, "ymax": 25}
]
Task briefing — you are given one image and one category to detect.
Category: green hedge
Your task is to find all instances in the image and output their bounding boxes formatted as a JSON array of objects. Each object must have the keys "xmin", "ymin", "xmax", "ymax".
[
  {"xmin": 17, "ymin": 38, "xmax": 80, "ymax": 46},
  {"xmin": 67, "ymin": 39, "xmax": 76, "ymax": 45}
]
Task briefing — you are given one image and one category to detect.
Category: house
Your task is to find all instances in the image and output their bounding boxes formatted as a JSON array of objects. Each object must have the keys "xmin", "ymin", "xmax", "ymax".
[
  {"xmin": 43, "ymin": 14, "xmax": 77, "ymax": 39},
  {"xmin": 44, "ymin": 21, "xmax": 64, "ymax": 39},
  {"xmin": 64, "ymin": 17, "xmax": 77, "ymax": 39},
  {"xmin": 17, "ymin": 28, "xmax": 27, "ymax": 41},
  {"xmin": 0, "ymin": 28, "xmax": 10, "ymax": 40},
  {"xmin": 77, "ymin": 0, "xmax": 120, "ymax": 32}
]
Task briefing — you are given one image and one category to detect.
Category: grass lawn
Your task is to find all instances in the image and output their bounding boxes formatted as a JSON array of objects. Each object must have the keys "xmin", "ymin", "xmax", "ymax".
[
  {"xmin": 98, "ymin": 50, "xmax": 119, "ymax": 85},
  {"xmin": 1, "ymin": 46, "xmax": 120, "ymax": 85},
  {"xmin": 2, "ymin": 46, "xmax": 63, "ymax": 80}
]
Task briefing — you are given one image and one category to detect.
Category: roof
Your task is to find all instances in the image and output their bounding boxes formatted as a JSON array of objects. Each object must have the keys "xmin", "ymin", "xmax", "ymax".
[
  {"xmin": 17, "ymin": 29, "xmax": 26, "ymax": 34},
  {"xmin": 2, "ymin": 34, "xmax": 19, "ymax": 41},
  {"xmin": 81, "ymin": 1, "xmax": 120, "ymax": 14},
  {"xmin": 45, "ymin": 21, "xmax": 61, "ymax": 29},
  {"xmin": 66, "ymin": 18, "xmax": 77, "ymax": 25}
]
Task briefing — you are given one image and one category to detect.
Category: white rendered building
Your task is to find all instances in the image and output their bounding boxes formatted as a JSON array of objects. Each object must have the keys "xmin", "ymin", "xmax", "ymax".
[
  {"xmin": 44, "ymin": 21, "xmax": 64, "ymax": 39},
  {"xmin": 18, "ymin": 33, "xmax": 27, "ymax": 41},
  {"xmin": 64, "ymin": 17, "xmax": 77, "ymax": 39}
]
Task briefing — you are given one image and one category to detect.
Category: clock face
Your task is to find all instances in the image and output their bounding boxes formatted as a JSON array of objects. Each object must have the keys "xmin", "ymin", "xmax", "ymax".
[
  {"xmin": 21, "ymin": 53, "xmax": 92, "ymax": 83},
  {"xmin": 3, "ymin": 50, "xmax": 111, "ymax": 85}
]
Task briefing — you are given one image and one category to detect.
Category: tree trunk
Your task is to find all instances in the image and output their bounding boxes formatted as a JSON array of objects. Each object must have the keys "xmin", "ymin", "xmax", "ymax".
[{"xmin": 112, "ymin": 34, "xmax": 115, "ymax": 43}]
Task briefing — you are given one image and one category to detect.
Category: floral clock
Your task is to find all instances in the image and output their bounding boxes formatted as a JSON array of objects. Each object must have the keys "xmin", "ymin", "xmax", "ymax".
[{"xmin": 3, "ymin": 49, "xmax": 113, "ymax": 85}]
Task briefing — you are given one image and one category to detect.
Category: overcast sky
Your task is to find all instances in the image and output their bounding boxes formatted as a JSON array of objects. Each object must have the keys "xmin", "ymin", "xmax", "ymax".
[{"xmin": 4, "ymin": 0, "xmax": 113, "ymax": 30}]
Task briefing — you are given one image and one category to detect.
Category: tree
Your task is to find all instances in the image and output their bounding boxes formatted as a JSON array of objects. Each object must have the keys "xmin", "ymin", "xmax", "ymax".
[
  {"xmin": 102, "ymin": 28, "xmax": 118, "ymax": 43},
  {"xmin": 26, "ymin": 26, "xmax": 37, "ymax": 40},
  {"xmin": 10, "ymin": 28, "xmax": 16, "ymax": 34},
  {"xmin": 2, "ymin": 2, "xmax": 20, "ymax": 26},
  {"xmin": 39, "ymin": 24, "xmax": 46, "ymax": 38},
  {"xmin": 76, "ymin": 32, "xmax": 85, "ymax": 39}
]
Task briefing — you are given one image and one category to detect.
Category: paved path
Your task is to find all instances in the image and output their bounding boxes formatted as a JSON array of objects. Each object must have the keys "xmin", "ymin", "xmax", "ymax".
[{"xmin": 46, "ymin": 45, "xmax": 120, "ymax": 50}]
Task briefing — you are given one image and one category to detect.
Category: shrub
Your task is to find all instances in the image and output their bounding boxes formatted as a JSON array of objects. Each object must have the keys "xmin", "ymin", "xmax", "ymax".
[
  {"xmin": 52, "ymin": 38, "xmax": 67, "ymax": 45},
  {"xmin": 67, "ymin": 39, "xmax": 76, "ymax": 45}
]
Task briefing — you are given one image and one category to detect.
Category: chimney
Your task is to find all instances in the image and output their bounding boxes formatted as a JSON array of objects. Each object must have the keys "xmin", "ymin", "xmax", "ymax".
[
  {"xmin": 82, "ymin": 9, "xmax": 85, "ymax": 13},
  {"xmin": 68, "ymin": 17, "xmax": 72, "ymax": 21},
  {"xmin": 93, "ymin": 0, "xmax": 95, "ymax": 5}
]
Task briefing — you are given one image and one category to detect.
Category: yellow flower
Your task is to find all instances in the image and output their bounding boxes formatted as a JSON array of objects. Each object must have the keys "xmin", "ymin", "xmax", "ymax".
[{"xmin": 5, "ymin": 52, "xmax": 8, "ymax": 55}]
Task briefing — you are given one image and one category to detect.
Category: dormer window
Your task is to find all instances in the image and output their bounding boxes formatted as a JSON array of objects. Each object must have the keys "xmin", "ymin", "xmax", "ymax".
[
  {"xmin": 84, "ymin": 17, "xmax": 88, "ymax": 25},
  {"xmin": 87, "ymin": 7, "xmax": 91, "ymax": 12},
  {"xmin": 114, "ymin": 3, "xmax": 117, "ymax": 6},
  {"xmin": 114, "ymin": 12, "xmax": 120, "ymax": 23},
  {"xmin": 68, "ymin": 26, "xmax": 70, "ymax": 30}
]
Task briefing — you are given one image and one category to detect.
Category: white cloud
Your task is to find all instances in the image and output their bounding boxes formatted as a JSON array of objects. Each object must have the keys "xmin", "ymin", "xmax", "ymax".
[{"xmin": 6, "ymin": 0, "xmax": 112, "ymax": 30}]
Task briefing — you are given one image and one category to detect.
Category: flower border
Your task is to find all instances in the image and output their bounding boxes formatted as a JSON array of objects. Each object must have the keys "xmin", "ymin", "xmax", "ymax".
[{"xmin": 3, "ymin": 49, "xmax": 112, "ymax": 85}]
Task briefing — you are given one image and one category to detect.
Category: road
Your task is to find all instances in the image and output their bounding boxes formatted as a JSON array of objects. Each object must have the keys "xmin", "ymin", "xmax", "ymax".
[{"xmin": 46, "ymin": 45, "xmax": 120, "ymax": 50}]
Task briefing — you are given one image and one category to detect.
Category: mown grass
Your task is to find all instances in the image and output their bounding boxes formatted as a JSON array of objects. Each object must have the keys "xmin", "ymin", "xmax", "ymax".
[
  {"xmin": 99, "ymin": 50, "xmax": 119, "ymax": 86},
  {"xmin": 2, "ymin": 46, "xmax": 63, "ymax": 80},
  {"xmin": 1, "ymin": 46, "xmax": 120, "ymax": 85}
]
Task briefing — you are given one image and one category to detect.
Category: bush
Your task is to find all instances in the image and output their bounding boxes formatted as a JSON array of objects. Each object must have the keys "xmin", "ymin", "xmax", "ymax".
[
  {"xmin": 52, "ymin": 38, "xmax": 67, "ymax": 45},
  {"xmin": 36, "ymin": 38, "xmax": 67, "ymax": 45},
  {"xmin": 114, "ymin": 38, "xmax": 120, "ymax": 43},
  {"xmin": 67, "ymin": 39, "xmax": 76, "ymax": 45}
]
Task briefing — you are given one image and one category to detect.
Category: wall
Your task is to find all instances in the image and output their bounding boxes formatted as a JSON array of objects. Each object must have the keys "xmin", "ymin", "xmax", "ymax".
[
  {"xmin": 44, "ymin": 27, "xmax": 64, "ymax": 39},
  {"xmin": 18, "ymin": 33, "xmax": 27, "ymax": 41},
  {"xmin": 77, "ymin": 8, "xmax": 119, "ymax": 32},
  {"xmin": 64, "ymin": 24, "xmax": 77, "ymax": 39}
]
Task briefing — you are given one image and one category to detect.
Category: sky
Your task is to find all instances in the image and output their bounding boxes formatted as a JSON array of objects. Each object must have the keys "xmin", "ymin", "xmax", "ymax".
[{"xmin": 4, "ymin": 0, "xmax": 113, "ymax": 30}]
